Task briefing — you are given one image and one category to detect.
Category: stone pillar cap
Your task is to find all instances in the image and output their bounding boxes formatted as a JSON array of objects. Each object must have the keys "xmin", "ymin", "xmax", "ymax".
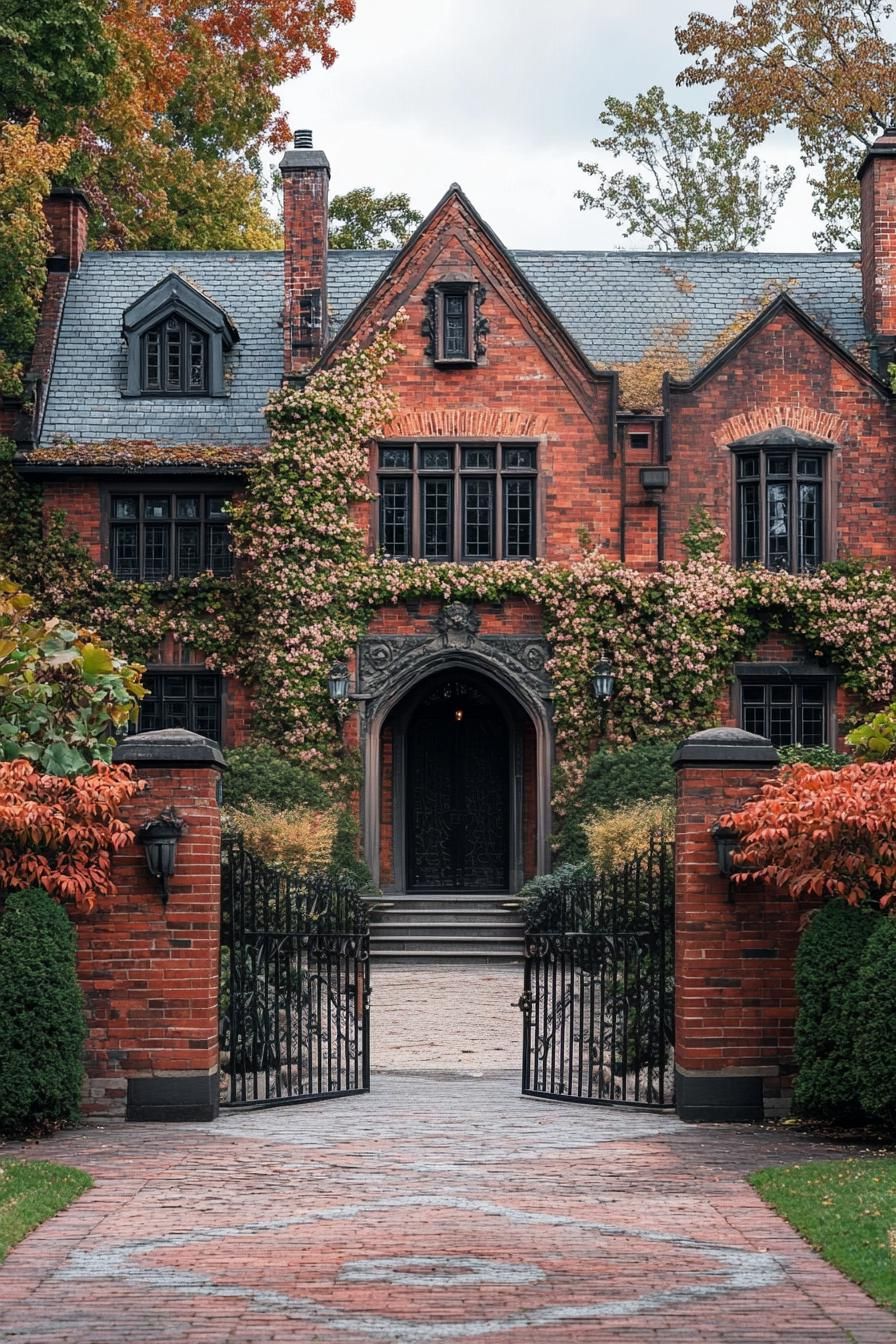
[
  {"xmin": 672, "ymin": 727, "xmax": 779, "ymax": 769},
  {"xmin": 113, "ymin": 728, "xmax": 226, "ymax": 770}
]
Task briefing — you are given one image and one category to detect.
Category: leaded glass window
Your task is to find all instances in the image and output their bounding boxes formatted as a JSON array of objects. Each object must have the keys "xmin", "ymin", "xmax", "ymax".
[
  {"xmin": 141, "ymin": 316, "xmax": 208, "ymax": 394},
  {"xmin": 740, "ymin": 680, "xmax": 828, "ymax": 748},
  {"xmin": 376, "ymin": 442, "xmax": 537, "ymax": 561},
  {"xmin": 734, "ymin": 448, "xmax": 825, "ymax": 573},
  {"xmin": 139, "ymin": 671, "xmax": 222, "ymax": 742},
  {"xmin": 109, "ymin": 491, "xmax": 233, "ymax": 580}
]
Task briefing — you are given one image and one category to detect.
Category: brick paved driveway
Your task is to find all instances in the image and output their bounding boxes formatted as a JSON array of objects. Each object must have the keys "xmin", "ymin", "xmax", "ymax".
[{"xmin": 2, "ymin": 1064, "xmax": 894, "ymax": 1343}]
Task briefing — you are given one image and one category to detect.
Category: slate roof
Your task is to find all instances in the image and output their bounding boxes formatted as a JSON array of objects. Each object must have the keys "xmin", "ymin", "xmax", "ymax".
[{"xmin": 37, "ymin": 245, "xmax": 865, "ymax": 448}]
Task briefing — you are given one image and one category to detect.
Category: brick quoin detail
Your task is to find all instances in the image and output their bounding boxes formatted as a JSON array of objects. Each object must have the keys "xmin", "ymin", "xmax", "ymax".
[
  {"xmin": 673, "ymin": 732, "xmax": 814, "ymax": 1123},
  {"xmin": 72, "ymin": 744, "xmax": 222, "ymax": 1121}
]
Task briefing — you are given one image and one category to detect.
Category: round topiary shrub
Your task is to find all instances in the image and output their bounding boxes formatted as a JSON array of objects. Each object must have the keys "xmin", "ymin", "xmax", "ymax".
[
  {"xmin": 856, "ymin": 916, "xmax": 896, "ymax": 1129},
  {"xmin": 0, "ymin": 888, "xmax": 86, "ymax": 1136},
  {"xmin": 793, "ymin": 899, "xmax": 883, "ymax": 1123}
]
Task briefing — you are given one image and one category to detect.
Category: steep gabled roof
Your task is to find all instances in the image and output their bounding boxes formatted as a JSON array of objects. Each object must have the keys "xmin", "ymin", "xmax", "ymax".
[{"xmin": 668, "ymin": 292, "xmax": 889, "ymax": 396}]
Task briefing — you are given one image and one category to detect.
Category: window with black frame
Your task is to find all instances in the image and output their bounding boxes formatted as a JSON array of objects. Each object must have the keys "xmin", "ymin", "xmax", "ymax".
[
  {"xmin": 109, "ymin": 491, "xmax": 232, "ymax": 580},
  {"xmin": 138, "ymin": 670, "xmax": 222, "ymax": 742},
  {"xmin": 377, "ymin": 442, "xmax": 537, "ymax": 561},
  {"xmin": 739, "ymin": 678, "xmax": 829, "ymax": 748},
  {"xmin": 735, "ymin": 447, "xmax": 824, "ymax": 572},
  {"xmin": 141, "ymin": 315, "xmax": 208, "ymax": 394}
]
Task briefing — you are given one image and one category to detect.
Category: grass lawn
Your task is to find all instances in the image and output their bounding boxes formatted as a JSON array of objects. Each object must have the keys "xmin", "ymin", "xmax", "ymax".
[
  {"xmin": 751, "ymin": 1157, "xmax": 896, "ymax": 1311},
  {"xmin": 0, "ymin": 1160, "xmax": 92, "ymax": 1262}
]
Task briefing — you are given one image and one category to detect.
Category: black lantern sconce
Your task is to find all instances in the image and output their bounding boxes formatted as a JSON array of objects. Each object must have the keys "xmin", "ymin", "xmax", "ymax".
[
  {"xmin": 137, "ymin": 807, "xmax": 186, "ymax": 904},
  {"xmin": 592, "ymin": 654, "xmax": 616, "ymax": 732},
  {"xmin": 710, "ymin": 822, "xmax": 742, "ymax": 878},
  {"xmin": 327, "ymin": 659, "xmax": 351, "ymax": 701},
  {"xmin": 639, "ymin": 465, "xmax": 671, "ymax": 501}
]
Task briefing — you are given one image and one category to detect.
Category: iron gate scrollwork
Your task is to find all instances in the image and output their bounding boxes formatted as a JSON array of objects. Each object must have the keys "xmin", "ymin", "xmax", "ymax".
[
  {"xmin": 521, "ymin": 837, "xmax": 674, "ymax": 1108},
  {"xmin": 220, "ymin": 832, "xmax": 370, "ymax": 1108}
]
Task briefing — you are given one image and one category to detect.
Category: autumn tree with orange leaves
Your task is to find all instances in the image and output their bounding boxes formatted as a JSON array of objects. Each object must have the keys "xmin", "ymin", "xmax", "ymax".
[{"xmin": 722, "ymin": 761, "xmax": 896, "ymax": 907}]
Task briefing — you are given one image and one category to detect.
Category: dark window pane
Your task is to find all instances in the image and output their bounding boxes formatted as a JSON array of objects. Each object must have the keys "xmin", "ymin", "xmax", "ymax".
[
  {"xmin": 380, "ymin": 447, "xmax": 411, "ymax": 470},
  {"xmin": 463, "ymin": 447, "xmax": 495, "ymax": 469},
  {"xmin": 767, "ymin": 482, "xmax": 790, "ymax": 570},
  {"xmin": 768, "ymin": 685, "xmax": 795, "ymax": 746},
  {"xmin": 137, "ymin": 672, "xmax": 221, "ymax": 743},
  {"xmin": 144, "ymin": 496, "xmax": 170, "ymax": 520},
  {"xmin": 164, "ymin": 675, "xmax": 188, "ymax": 699},
  {"xmin": 206, "ymin": 495, "xmax": 230, "ymax": 518},
  {"xmin": 176, "ymin": 524, "xmax": 201, "ymax": 577},
  {"xmin": 738, "ymin": 481, "xmax": 760, "ymax": 564},
  {"xmin": 194, "ymin": 674, "xmax": 219, "ymax": 699},
  {"xmin": 165, "ymin": 318, "xmax": 182, "ymax": 390},
  {"xmin": 111, "ymin": 523, "xmax": 138, "ymax": 578},
  {"xmin": 194, "ymin": 701, "xmax": 220, "ymax": 738},
  {"xmin": 798, "ymin": 455, "xmax": 821, "ymax": 476},
  {"xmin": 423, "ymin": 479, "xmax": 452, "ymax": 559},
  {"xmin": 143, "ymin": 524, "xmax": 171, "ymax": 580},
  {"xmin": 112, "ymin": 496, "xmax": 138, "ymax": 520},
  {"xmin": 737, "ymin": 454, "xmax": 759, "ymax": 479},
  {"xmin": 503, "ymin": 446, "xmax": 535, "ymax": 469},
  {"xmin": 208, "ymin": 523, "xmax": 233, "ymax": 575},
  {"xmin": 463, "ymin": 478, "xmax": 494, "ymax": 558},
  {"xmin": 189, "ymin": 328, "xmax": 206, "ymax": 391},
  {"xmin": 799, "ymin": 685, "xmax": 826, "ymax": 746},
  {"xmin": 163, "ymin": 701, "xmax": 190, "ymax": 729},
  {"xmin": 380, "ymin": 478, "xmax": 410, "ymax": 557},
  {"xmin": 741, "ymin": 684, "xmax": 767, "ymax": 738},
  {"xmin": 767, "ymin": 455, "xmax": 791, "ymax": 476},
  {"xmin": 799, "ymin": 481, "xmax": 821, "ymax": 572},
  {"xmin": 176, "ymin": 496, "xmax": 200, "ymax": 519},
  {"xmin": 443, "ymin": 294, "xmax": 468, "ymax": 358},
  {"xmin": 144, "ymin": 330, "xmax": 161, "ymax": 390},
  {"xmin": 421, "ymin": 447, "xmax": 452, "ymax": 470},
  {"xmin": 505, "ymin": 478, "xmax": 534, "ymax": 558}
]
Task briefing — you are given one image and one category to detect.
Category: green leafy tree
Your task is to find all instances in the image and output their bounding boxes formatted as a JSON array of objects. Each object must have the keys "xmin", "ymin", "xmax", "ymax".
[
  {"xmin": 328, "ymin": 187, "xmax": 423, "ymax": 249},
  {"xmin": 676, "ymin": 0, "xmax": 896, "ymax": 250},
  {"xmin": 0, "ymin": 578, "xmax": 144, "ymax": 775},
  {"xmin": 0, "ymin": 0, "xmax": 115, "ymax": 137},
  {"xmin": 576, "ymin": 84, "xmax": 794, "ymax": 250}
]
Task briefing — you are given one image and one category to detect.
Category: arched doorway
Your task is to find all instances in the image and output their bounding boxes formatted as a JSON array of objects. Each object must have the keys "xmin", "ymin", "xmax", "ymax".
[{"xmin": 405, "ymin": 676, "xmax": 510, "ymax": 891}]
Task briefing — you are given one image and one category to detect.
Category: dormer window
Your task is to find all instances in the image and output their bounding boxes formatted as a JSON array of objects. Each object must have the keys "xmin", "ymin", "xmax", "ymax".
[
  {"xmin": 122, "ymin": 272, "xmax": 238, "ymax": 398},
  {"xmin": 143, "ymin": 317, "xmax": 208, "ymax": 395},
  {"xmin": 422, "ymin": 281, "xmax": 487, "ymax": 367}
]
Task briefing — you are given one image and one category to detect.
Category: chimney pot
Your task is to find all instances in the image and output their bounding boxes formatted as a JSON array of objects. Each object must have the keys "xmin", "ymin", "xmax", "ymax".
[{"xmin": 294, "ymin": 129, "xmax": 313, "ymax": 149}]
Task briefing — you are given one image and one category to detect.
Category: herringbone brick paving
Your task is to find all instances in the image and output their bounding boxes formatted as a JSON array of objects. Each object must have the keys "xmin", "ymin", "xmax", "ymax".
[{"xmin": 0, "ymin": 971, "xmax": 894, "ymax": 1341}]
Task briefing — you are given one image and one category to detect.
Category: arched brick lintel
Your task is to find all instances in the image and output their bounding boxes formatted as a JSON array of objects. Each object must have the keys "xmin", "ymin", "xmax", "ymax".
[
  {"xmin": 380, "ymin": 408, "xmax": 551, "ymax": 439},
  {"xmin": 712, "ymin": 406, "xmax": 849, "ymax": 450}
]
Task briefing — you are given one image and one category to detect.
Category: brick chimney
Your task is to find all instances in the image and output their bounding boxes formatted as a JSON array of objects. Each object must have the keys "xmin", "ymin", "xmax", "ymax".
[
  {"xmin": 859, "ymin": 127, "xmax": 896, "ymax": 370},
  {"xmin": 42, "ymin": 187, "xmax": 91, "ymax": 274},
  {"xmin": 280, "ymin": 129, "xmax": 330, "ymax": 374}
]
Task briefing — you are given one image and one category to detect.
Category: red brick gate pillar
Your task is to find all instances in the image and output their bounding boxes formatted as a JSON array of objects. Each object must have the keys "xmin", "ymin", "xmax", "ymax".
[
  {"xmin": 672, "ymin": 727, "xmax": 807, "ymax": 1123},
  {"xmin": 74, "ymin": 729, "xmax": 224, "ymax": 1121}
]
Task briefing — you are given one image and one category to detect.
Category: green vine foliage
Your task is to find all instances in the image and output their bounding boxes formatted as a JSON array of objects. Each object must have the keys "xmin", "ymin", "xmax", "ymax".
[{"xmin": 5, "ymin": 319, "xmax": 896, "ymax": 811}]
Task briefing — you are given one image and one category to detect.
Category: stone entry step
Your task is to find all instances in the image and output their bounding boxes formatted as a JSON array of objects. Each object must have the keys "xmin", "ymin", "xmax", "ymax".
[{"xmin": 366, "ymin": 892, "xmax": 525, "ymax": 964}]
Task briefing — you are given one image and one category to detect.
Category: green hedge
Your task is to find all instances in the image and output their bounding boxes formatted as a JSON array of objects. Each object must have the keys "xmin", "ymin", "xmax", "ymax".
[
  {"xmin": 554, "ymin": 741, "xmax": 677, "ymax": 863},
  {"xmin": 0, "ymin": 888, "xmax": 86, "ymax": 1136},
  {"xmin": 856, "ymin": 918, "xmax": 896, "ymax": 1128},
  {"xmin": 222, "ymin": 745, "xmax": 370, "ymax": 885},
  {"xmin": 793, "ymin": 901, "xmax": 883, "ymax": 1123}
]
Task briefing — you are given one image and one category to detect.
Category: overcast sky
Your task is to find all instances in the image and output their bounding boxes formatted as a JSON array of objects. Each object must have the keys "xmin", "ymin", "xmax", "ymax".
[{"xmin": 278, "ymin": 0, "xmax": 818, "ymax": 253}]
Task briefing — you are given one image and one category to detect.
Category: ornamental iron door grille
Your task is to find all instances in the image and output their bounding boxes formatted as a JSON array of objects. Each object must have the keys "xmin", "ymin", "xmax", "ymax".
[
  {"xmin": 220, "ymin": 832, "xmax": 370, "ymax": 1108},
  {"xmin": 521, "ymin": 837, "xmax": 674, "ymax": 1108}
]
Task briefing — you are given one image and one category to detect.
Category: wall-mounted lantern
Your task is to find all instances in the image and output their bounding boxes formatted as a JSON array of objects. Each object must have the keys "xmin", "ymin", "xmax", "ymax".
[
  {"xmin": 137, "ymin": 807, "xmax": 186, "ymax": 904},
  {"xmin": 327, "ymin": 660, "xmax": 351, "ymax": 701},
  {"xmin": 639, "ymin": 465, "xmax": 671, "ymax": 500},
  {"xmin": 710, "ymin": 822, "xmax": 742, "ymax": 878},
  {"xmin": 592, "ymin": 655, "xmax": 616, "ymax": 705}
]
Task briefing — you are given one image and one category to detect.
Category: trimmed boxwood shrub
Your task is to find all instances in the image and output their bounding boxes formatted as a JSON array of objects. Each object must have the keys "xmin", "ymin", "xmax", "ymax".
[
  {"xmin": 0, "ymin": 888, "xmax": 86, "ymax": 1136},
  {"xmin": 856, "ymin": 917, "xmax": 896, "ymax": 1128},
  {"xmin": 223, "ymin": 745, "xmax": 370, "ymax": 884},
  {"xmin": 554, "ymin": 741, "xmax": 677, "ymax": 863},
  {"xmin": 793, "ymin": 900, "xmax": 883, "ymax": 1123}
]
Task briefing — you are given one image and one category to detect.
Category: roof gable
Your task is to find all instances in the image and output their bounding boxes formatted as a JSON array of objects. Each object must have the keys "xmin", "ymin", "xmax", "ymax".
[
  {"xmin": 122, "ymin": 271, "xmax": 239, "ymax": 345},
  {"xmin": 321, "ymin": 184, "xmax": 615, "ymax": 429}
]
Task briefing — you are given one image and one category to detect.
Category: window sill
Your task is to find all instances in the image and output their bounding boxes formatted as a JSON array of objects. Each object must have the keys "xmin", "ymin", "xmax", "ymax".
[{"xmin": 432, "ymin": 357, "xmax": 478, "ymax": 370}]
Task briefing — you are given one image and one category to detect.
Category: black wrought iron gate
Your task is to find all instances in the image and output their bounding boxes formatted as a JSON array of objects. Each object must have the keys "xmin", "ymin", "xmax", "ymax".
[
  {"xmin": 521, "ymin": 838, "xmax": 674, "ymax": 1108},
  {"xmin": 220, "ymin": 833, "xmax": 370, "ymax": 1108}
]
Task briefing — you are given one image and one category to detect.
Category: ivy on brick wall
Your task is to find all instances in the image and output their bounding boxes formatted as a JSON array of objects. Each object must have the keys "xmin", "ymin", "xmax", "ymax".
[{"xmin": 4, "ymin": 316, "xmax": 896, "ymax": 810}]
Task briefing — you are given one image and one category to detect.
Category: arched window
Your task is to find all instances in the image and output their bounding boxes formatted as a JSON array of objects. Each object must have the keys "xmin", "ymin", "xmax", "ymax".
[{"xmin": 142, "ymin": 316, "xmax": 208, "ymax": 395}]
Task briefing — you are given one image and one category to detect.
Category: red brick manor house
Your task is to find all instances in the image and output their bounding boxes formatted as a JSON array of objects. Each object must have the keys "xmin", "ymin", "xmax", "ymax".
[{"xmin": 7, "ymin": 129, "xmax": 896, "ymax": 895}]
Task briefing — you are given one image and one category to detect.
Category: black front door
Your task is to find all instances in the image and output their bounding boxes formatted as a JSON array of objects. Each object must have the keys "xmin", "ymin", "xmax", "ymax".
[{"xmin": 406, "ymin": 681, "xmax": 509, "ymax": 891}]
